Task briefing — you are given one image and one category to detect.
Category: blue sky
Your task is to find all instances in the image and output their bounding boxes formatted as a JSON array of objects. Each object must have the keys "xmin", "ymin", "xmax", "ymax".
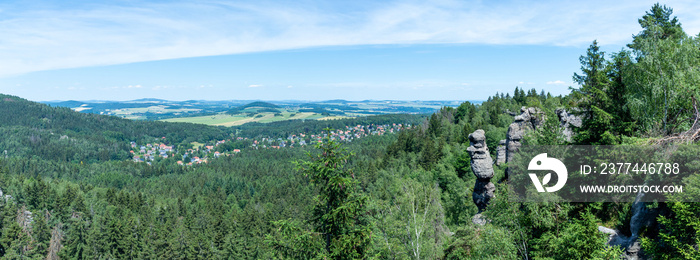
[{"xmin": 0, "ymin": 0, "xmax": 699, "ymax": 101}]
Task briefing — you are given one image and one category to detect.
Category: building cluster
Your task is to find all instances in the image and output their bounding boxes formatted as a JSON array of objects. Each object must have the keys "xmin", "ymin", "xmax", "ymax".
[
  {"xmin": 130, "ymin": 123, "xmax": 412, "ymax": 166},
  {"xmin": 130, "ymin": 139, "xmax": 240, "ymax": 166},
  {"xmin": 254, "ymin": 123, "xmax": 412, "ymax": 149},
  {"xmin": 130, "ymin": 141, "xmax": 174, "ymax": 163}
]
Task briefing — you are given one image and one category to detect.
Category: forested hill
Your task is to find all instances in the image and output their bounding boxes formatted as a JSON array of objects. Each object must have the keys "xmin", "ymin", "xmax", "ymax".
[
  {"xmin": 0, "ymin": 94, "xmax": 230, "ymax": 162},
  {"xmin": 234, "ymin": 113, "xmax": 425, "ymax": 138}
]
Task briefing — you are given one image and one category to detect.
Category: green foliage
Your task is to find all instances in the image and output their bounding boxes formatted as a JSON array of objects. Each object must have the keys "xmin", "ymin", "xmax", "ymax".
[
  {"xmin": 626, "ymin": 29, "xmax": 700, "ymax": 134},
  {"xmin": 628, "ymin": 3, "xmax": 684, "ymax": 51},
  {"xmin": 444, "ymin": 224, "xmax": 518, "ymax": 260},
  {"xmin": 266, "ymin": 219, "xmax": 322, "ymax": 259},
  {"xmin": 532, "ymin": 210, "xmax": 609, "ymax": 259},
  {"xmin": 641, "ymin": 202, "xmax": 700, "ymax": 259},
  {"xmin": 529, "ymin": 109, "xmax": 565, "ymax": 145},
  {"xmin": 571, "ymin": 41, "xmax": 619, "ymax": 145},
  {"xmin": 292, "ymin": 132, "xmax": 372, "ymax": 259}
]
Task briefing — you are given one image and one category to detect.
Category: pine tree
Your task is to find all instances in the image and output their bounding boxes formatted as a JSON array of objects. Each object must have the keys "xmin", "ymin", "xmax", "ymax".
[
  {"xmin": 59, "ymin": 217, "xmax": 89, "ymax": 260},
  {"xmin": 294, "ymin": 130, "xmax": 372, "ymax": 259},
  {"xmin": 628, "ymin": 3, "xmax": 683, "ymax": 52},
  {"xmin": 572, "ymin": 40, "xmax": 617, "ymax": 144},
  {"xmin": 30, "ymin": 211, "xmax": 51, "ymax": 258}
]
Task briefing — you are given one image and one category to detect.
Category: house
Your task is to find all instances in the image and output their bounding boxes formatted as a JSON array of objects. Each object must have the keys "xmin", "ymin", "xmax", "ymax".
[{"xmin": 233, "ymin": 149, "xmax": 241, "ymax": 153}]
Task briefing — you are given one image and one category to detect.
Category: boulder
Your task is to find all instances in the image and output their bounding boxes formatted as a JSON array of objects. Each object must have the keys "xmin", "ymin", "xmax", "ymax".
[{"xmin": 472, "ymin": 213, "xmax": 488, "ymax": 226}]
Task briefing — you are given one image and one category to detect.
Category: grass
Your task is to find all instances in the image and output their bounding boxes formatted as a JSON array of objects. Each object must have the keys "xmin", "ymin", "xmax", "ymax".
[{"xmin": 190, "ymin": 142, "xmax": 205, "ymax": 149}]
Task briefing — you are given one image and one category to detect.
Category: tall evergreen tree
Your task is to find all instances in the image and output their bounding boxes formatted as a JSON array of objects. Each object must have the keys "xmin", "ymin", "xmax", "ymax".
[
  {"xmin": 294, "ymin": 130, "xmax": 372, "ymax": 259},
  {"xmin": 572, "ymin": 40, "xmax": 617, "ymax": 144},
  {"xmin": 628, "ymin": 3, "xmax": 683, "ymax": 52}
]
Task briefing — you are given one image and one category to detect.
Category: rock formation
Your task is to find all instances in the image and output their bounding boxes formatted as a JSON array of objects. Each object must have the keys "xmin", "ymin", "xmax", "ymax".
[
  {"xmin": 495, "ymin": 140, "xmax": 506, "ymax": 166},
  {"xmin": 505, "ymin": 107, "xmax": 545, "ymax": 177},
  {"xmin": 467, "ymin": 129, "xmax": 495, "ymax": 214},
  {"xmin": 556, "ymin": 108, "xmax": 582, "ymax": 142}
]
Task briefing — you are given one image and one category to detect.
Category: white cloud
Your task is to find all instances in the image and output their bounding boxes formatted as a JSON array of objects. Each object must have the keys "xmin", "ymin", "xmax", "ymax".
[
  {"xmin": 0, "ymin": 0, "xmax": 699, "ymax": 77},
  {"xmin": 248, "ymin": 84, "xmax": 263, "ymax": 88},
  {"xmin": 127, "ymin": 85, "xmax": 142, "ymax": 88},
  {"xmin": 546, "ymin": 80, "xmax": 566, "ymax": 85}
]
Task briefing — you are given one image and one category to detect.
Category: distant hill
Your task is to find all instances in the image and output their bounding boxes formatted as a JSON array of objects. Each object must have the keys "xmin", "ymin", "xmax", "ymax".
[
  {"xmin": 46, "ymin": 100, "xmax": 86, "ymax": 108},
  {"xmin": 240, "ymin": 101, "xmax": 280, "ymax": 109},
  {"xmin": 131, "ymin": 98, "xmax": 168, "ymax": 102},
  {"xmin": 319, "ymin": 99, "xmax": 349, "ymax": 104},
  {"xmin": 227, "ymin": 101, "xmax": 281, "ymax": 114},
  {"xmin": 0, "ymin": 94, "xmax": 230, "ymax": 163}
]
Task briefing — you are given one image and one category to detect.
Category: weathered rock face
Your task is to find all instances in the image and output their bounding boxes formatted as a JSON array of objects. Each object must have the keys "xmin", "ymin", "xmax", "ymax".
[
  {"xmin": 495, "ymin": 139, "xmax": 506, "ymax": 166},
  {"xmin": 505, "ymin": 107, "xmax": 545, "ymax": 177},
  {"xmin": 599, "ymin": 193, "xmax": 659, "ymax": 260},
  {"xmin": 472, "ymin": 180, "xmax": 495, "ymax": 211},
  {"xmin": 556, "ymin": 108, "xmax": 583, "ymax": 142},
  {"xmin": 467, "ymin": 129, "xmax": 494, "ymax": 180},
  {"xmin": 467, "ymin": 129, "xmax": 495, "ymax": 215}
]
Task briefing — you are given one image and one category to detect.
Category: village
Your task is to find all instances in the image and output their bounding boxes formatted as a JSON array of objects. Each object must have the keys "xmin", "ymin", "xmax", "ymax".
[{"xmin": 130, "ymin": 123, "xmax": 413, "ymax": 166}]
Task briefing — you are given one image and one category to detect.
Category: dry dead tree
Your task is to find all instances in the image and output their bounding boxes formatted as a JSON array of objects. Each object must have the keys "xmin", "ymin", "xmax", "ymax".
[{"xmin": 652, "ymin": 95, "xmax": 700, "ymax": 144}]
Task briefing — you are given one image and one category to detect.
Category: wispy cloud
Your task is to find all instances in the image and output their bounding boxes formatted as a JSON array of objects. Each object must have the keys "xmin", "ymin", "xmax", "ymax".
[
  {"xmin": 248, "ymin": 84, "xmax": 263, "ymax": 88},
  {"xmin": 1, "ymin": 0, "xmax": 699, "ymax": 77},
  {"xmin": 546, "ymin": 80, "xmax": 566, "ymax": 85}
]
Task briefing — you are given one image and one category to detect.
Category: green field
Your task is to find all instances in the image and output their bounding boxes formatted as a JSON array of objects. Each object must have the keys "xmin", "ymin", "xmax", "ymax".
[{"xmin": 162, "ymin": 111, "xmax": 321, "ymax": 126}]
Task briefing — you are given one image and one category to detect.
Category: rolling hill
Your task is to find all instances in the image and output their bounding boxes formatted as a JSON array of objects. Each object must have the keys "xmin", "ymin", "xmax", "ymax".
[{"xmin": 0, "ymin": 94, "xmax": 231, "ymax": 162}]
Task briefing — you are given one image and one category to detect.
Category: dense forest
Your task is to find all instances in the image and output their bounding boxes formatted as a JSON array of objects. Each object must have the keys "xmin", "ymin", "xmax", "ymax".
[{"xmin": 0, "ymin": 3, "xmax": 698, "ymax": 259}]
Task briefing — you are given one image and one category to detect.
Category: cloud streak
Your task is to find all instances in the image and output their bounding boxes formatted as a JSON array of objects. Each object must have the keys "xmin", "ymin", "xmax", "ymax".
[
  {"xmin": 546, "ymin": 80, "xmax": 566, "ymax": 85},
  {"xmin": 1, "ymin": 0, "xmax": 699, "ymax": 77}
]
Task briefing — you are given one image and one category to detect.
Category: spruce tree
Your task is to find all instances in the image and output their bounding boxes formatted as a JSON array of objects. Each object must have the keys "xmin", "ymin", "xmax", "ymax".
[{"xmin": 294, "ymin": 130, "xmax": 372, "ymax": 259}]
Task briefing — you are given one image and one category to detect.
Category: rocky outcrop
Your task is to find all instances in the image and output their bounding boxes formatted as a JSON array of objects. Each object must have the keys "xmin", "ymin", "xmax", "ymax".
[
  {"xmin": 597, "ymin": 193, "xmax": 659, "ymax": 259},
  {"xmin": 17, "ymin": 205, "xmax": 33, "ymax": 233},
  {"xmin": 495, "ymin": 140, "xmax": 506, "ymax": 166},
  {"xmin": 556, "ymin": 108, "xmax": 582, "ymax": 142},
  {"xmin": 467, "ymin": 129, "xmax": 495, "ymax": 216},
  {"xmin": 505, "ymin": 107, "xmax": 545, "ymax": 177}
]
